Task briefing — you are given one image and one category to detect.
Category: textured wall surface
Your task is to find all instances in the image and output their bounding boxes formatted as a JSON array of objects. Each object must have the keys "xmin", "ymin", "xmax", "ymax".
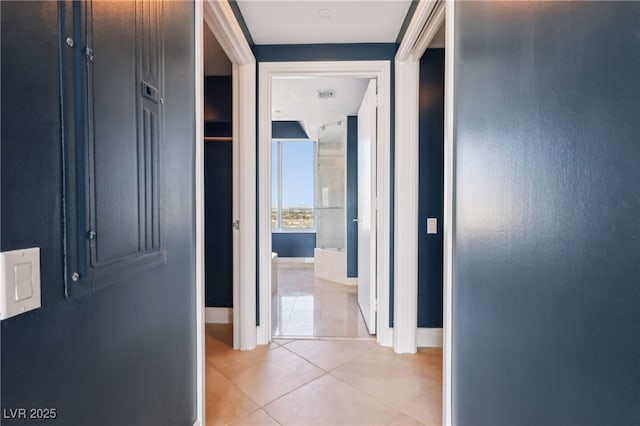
[
  {"xmin": 453, "ymin": 2, "xmax": 640, "ymax": 425},
  {"xmin": 1, "ymin": 2, "xmax": 197, "ymax": 425}
]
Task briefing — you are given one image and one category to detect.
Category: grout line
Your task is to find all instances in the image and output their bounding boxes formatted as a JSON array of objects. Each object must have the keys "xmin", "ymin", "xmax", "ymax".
[
  {"xmin": 207, "ymin": 357, "xmax": 265, "ymax": 411},
  {"xmin": 224, "ymin": 408, "xmax": 283, "ymax": 426},
  {"xmin": 278, "ymin": 342, "xmax": 330, "ymax": 374},
  {"xmin": 206, "ymin": 365, "xmax": 263, "ymax": 425},
  {"xmin": 281, "ymin": 339, "xmax": 378, "ymax": 373},
  {"xmin": 260, "ymin": 408, "xmax": 283, "ymax": 426},
  {"xmin": 209, "ymin": 343, "xmax": 327, "ymax": 412},
  {"xmin": 327, "ymin": 371, "xmax": 404, "ymax": 419},
  {"xmin": 260, "ymin": 371, "xmax": 330, "ymax": 409},
  {"xmin": 326, "ymin": 365, "xmax": 441, "ymax": 425}
]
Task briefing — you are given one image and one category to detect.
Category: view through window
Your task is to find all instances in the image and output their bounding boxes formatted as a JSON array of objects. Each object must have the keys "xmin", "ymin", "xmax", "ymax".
[{"xmin": 272, "ymin": 140, "xmax": 315, "ymax": 229}]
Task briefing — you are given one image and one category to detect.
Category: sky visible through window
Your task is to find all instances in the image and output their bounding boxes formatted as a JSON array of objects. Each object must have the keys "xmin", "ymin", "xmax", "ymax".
[{"xmin": 272, "ymin": 140, "xmax": 314, "ymax": 229}]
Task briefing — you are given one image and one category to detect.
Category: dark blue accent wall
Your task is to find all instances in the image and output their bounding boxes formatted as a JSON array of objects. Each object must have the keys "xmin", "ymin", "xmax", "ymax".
[
  {"xmin": 204, "ymin": 76, "xmax": 232, "ymax": 138},
  {"xmin": 204, "ymin": 76, "xmax": 232, "ymax": 123},
  {"xmin": 204, "ymin": 76, "xmax": 233, "ymax": 308},
  {"xmin": 1, "ymin": 2, "xmax": 196, "ymax": 425},
  {"xmin": 272, "ymin": 233, "xmax": 316, "ymax": 258},
  {"xmin": 453, "ymin": 2, "xmax": 640, "ymax": 425},
  {"xmin": 254, "ymin": 43, "xmax": 397, "ymax": 62},
  {"xmin": 272, "ymin": 121, "xmax": 309, "ymax": 139},
  {"xmin": 418, "ymin": 49, "xmax": 444, "ymax": 328},
  {"xmin": 205, "ymin": 141, "xmax": 233, "ymax": 308},
  {"xmin": 346, "ymin": 116, "xmax": 359, "ymax": 277}
]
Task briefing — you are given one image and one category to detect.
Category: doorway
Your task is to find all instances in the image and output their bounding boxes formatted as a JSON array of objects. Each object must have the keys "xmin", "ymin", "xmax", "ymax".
[
  {"xmin": 257, "ymin": 61, "xmax": 392, "ymax": 346},
  {"xmin": 202, "ymin": 22, "xmax": 234, "ymax": 319},
  {"xmin": 269, "ymin": 76, "xmax": 376, "ymax": 339}
]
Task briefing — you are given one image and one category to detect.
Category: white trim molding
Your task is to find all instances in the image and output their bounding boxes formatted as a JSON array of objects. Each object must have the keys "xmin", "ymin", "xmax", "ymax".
[
  {"xmin": 203, "ymin": 1, "xmax": 254, "ymax": 65},
  {"xmin": 194, "ymin": 3, "xmax": 205, "ymax": 426},
  {"xmin": 396, "ymin": 0, "xmax": 452, "ymax": 423},
  {"xmin": 277, "ymin": 257, "xmax": 315, "ymax": 265},
  {"xmin": 258, "ymin": 61, "xmax": 393, "ymax": 348},
  {"xmin": 204, "ymin": 0, "xmax": 257, "ymax": 352},
  {"xmin": 393, "ymin": 57, "xmax": 420, "ymax": 354},
  {"xmin": 394, "ymin": 0, "xmax": 444, "ymax": 355},
  {"xmin": 443, "ymin": 1, "xmax": 456, "ymax": 424},
  {"xmin": 205, "ymin": 307, "xmax": 233, "ymax": 324},
  {"xmin": 417, "ymin": 327, "xmax": 444, "ymax": 347}
]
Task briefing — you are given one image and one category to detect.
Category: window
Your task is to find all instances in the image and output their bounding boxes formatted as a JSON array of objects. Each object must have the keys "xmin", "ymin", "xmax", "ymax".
[{"xmin": 272, "ymin": 140, "xmax": 315, "ymax": 230}]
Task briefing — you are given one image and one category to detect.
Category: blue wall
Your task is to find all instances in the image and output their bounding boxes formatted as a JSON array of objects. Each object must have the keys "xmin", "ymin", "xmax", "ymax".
[
  {"xmin": 1, "ymin": 2, "xmax": 196, "ymax": 424},
  {"xmin": 253, "ymin": 44, "xmax": 398, "ymax": 62},
  {"xmin": 204, "ymin": 76, "xmax": 232, "ymax": 122},
  {"xmin": 204, "ymin": 76, "xmax": 232, "ymax": 138},
  {"xmin": 453, "ymin": 2, "xmax": 640, "ymax": 425},
  {"xmin": 272, "ymin": 121, "xmax": 309, "ymax": 139},
  {"xmin": 205, "ymin": 141, "xmax": 233, "ymax": 308},
  {"xmin": 204, "ymin": 77, "xmax": 233, "ymax": 308},
  {"xmin": 272, "ymin": 233, "xmax": 316, "ymax": 258},
  {"xmin": 418, "ymin": 49, "xmax": 444, "ymax": 328}
]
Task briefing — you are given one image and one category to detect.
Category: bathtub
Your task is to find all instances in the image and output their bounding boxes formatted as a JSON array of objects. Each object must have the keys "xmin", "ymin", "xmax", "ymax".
[{"xmin": 314, "ymin": 248, "xmax": 357, "ymax": 285}]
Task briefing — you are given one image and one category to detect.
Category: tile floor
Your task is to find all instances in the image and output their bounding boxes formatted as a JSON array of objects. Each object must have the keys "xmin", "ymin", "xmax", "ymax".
[
  {"xmin": 206, "ymin": 324, "xmax": 443, "ymax": 426},
  {"xmin": 272, "ymin": 263, "xmax": 371, "ymax": 338}
]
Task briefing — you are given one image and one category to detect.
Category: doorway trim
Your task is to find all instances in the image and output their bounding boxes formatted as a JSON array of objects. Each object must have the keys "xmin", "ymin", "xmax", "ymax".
[
  {"xmin": 395, "ymin": 0, "xmax": 452, "ymax": 424},
  {"xmin": 203, "ymin": 0, "xmax": 257, "ymax": 353},
  {"xmin": 198, "ymin": 1, "xmax": 257, "ymax": 422},
  {"xmin": 257, "ymin": 61, "xmax": 393, "ymax": 347},
  {"xmin": 195, "ymin": 4, "xmax": 204, "ymax": 425}
]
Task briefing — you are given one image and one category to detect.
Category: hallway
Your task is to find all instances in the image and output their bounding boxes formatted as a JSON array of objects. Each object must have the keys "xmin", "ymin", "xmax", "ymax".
[{"xmin": 206, "ymin": 324, "xmax": 442, "ymax": 425}]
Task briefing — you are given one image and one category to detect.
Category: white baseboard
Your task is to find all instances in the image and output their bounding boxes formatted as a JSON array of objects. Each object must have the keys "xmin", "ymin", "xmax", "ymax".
[
  {"xmin": 192, "ymin": 420, "xmax": 201, "ymax": 426},
  {"xmin": 277, "ymin": 257, "xmax": 314, "ymax": 265},
  {"xmin": 417, "ymin": 327, "xmax": 443, "ymax": 347},
  {"xmin": 205, "ymin": 307, "xmax": 233, "ymax": 324},
  {"xmin": 344, "ymin": 277, "xmax": 358, "ymax": 286}
]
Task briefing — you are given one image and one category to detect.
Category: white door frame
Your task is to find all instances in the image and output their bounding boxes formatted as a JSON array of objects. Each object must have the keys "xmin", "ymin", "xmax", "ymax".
[
  {"xmin": 258, "ymin": 61, "xmax": 393, "ymax": 347},
  {"xmin": 203, "ymin": 0, "xmax": 257, "ymax": 350},
  {"xmin": 395, "ymin": 0, "xmax": 453, "ymax": 424},
  {"xmin": 197, "ymin": 1, "xmax": 257, "ymax": 425},
  {"xmin": 194, "ymin": 5, "xmax": 204, "ymax": 425}
]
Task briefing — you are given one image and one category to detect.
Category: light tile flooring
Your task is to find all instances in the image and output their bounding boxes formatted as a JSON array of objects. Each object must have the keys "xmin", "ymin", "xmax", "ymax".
[
  {"xmin": 206, "ymin": 324, "xmax": 443, "ymax": 425},
  {"xmin": 272, "ymin": 263, "xmax": 371, "ymax": 338}
]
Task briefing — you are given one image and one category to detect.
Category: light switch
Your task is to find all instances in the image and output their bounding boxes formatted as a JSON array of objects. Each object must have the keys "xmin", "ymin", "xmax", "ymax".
[
  {"xmin": 0, "ymin": 248, "xmax": 41, "ymax": 320},
  {"xmin": 427, "ymin": 218, "xmax": 438, "ymax": 234},
  {"xmin": 14, "ymin": 262, "xmax": 34, "ymax": 301}
]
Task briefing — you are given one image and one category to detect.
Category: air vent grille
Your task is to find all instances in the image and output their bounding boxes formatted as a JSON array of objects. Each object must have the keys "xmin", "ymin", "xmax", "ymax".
[{"xmin": 317, "ymin": 90, "xmax": 335, "ymax": 101}]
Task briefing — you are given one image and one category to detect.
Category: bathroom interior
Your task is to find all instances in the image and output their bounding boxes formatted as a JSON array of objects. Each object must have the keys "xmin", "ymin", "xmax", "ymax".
[{"xmin": 270, "ymin": 76, "xmax": 373, "ymax": 339}]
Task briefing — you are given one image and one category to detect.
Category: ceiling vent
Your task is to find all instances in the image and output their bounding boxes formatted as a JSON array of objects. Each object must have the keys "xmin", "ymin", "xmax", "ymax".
[{"xmin": 317, "ymin": 89, "xmax": 335, "ymax": 101}]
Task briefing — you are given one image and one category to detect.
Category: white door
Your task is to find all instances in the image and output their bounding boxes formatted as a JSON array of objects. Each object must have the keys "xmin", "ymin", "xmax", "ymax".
[{"xmin": 357, "ymin": 79, "xmax": 377, "ymax": 334}]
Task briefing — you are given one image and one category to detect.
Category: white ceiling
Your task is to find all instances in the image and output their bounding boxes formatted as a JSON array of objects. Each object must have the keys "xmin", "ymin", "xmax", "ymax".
[
  {"xmin": 272, "ymin": 76, "xmax": 370, "ymax": 140},
  {"xmin": 235, "ymin": 0, "xmax": 413, "ymax": 44}
]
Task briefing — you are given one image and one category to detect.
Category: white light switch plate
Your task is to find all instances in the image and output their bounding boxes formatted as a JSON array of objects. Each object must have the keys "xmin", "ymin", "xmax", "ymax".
[
  {"xmin": 427, "ymin": 218, "xmax": 438, "ymax": 234},
  {"xmin": 0, "ymin": 247, "xmax": 41, "ymax": 320}
]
